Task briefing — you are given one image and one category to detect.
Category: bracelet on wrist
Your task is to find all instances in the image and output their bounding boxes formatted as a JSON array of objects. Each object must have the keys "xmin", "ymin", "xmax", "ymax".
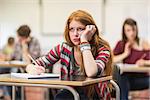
[
  {"xmin": 80, "ymin": 43, "xmax": 90, "ymax": 48},
  {"xmin": 80, "ymin": 44, "xmax": 91, "ymax": 52}
]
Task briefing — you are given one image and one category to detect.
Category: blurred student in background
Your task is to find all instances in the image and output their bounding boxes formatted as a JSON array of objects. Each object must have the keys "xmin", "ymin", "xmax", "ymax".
[
  {"xmin": 2, "ymin": 36, "xmax": 15, "ymax": 61},
  {"xmin": 0, "ymin": 37, "xmax": 14, "ymax": 57},
  {"xmin": 0, "ymin": 36, "xmax": 15, "ymax": 73},
  {"xmin": 26, "ymin": 10, "xmax": 113, "ymax": 100},
  {"xmin": 12, "ymin": 25, "xmax": 45, "ymax": 100},
  {"xmin": 12, "ymin": 25, "xmax": 41, "ymax": 63},
  {"xmin": 113, "ymin": 18, "xmax": 150, "ymax": 100},
  {"xmin": 0, "ymin": 37, "xmax": 15, "ymax": 61},
  {"xmin": 0, "ymin": 37, "xmax": 14, "ymax": 100}
]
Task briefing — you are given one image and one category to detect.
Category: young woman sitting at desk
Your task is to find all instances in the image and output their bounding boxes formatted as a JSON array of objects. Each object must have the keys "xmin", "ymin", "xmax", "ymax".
[
  {"xmin": 0, "ymin": 37, "xmax": 15, "ymax": 100},
  {"xmin": 113, "ymin": 18, "xmax": 150, "ymax": 100},
  {"xmin": 26, "ymin": 10, "xmax": 113, "ymax": 100}
]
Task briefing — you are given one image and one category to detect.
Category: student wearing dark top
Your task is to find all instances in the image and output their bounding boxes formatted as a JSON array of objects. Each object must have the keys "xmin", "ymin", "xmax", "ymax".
[{"xmin": 113, "ymin": 18, "xmax": 150, "ymax": 100}]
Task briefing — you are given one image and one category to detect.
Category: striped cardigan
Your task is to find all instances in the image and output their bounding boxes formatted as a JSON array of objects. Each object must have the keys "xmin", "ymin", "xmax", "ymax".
[{"xmin": 36, "ymin": 42, "xmax": 111, "ymax": 99}]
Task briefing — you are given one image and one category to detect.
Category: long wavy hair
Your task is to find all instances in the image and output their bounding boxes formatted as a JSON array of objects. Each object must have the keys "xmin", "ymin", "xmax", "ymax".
[
  {"xmin": 64, "ymin": 10, "xmax": 113, "ymax": 97},
  {"xmin": 122, "ymin": 18, "xmax": 140, "ymax": 44}
]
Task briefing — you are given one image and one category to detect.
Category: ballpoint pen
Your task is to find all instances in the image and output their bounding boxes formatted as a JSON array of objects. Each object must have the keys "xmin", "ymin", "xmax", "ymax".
[{"xmin": 28, "ymin": 54, "xmax": 39, "ymax": 66}]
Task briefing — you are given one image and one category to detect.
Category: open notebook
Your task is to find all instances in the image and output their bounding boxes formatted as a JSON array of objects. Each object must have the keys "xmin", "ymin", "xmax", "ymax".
[{"xmin": 11, "ymin": 73, "xmax": 60, "ymax": 79}]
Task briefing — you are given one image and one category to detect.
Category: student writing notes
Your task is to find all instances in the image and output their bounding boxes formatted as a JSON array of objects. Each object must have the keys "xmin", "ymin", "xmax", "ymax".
[
  {"xmin": 113, "ymin": 18, "xmax": 150, "ymax": 100},
  {"xmin": 26, "ymin": 10, "xmax": 113, "ymax": 100}
]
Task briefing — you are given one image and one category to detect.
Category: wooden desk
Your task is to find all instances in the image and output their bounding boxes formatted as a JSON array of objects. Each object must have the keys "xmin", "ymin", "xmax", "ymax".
[
  {"xmin": 0, "ymin": 61, "xmax": 27, "ymax": 68},
  {"xmin": 0, "ymin": 61, "xmax": 27, "ymax": 100},
  {"xmin": 0, "ymin": 61, "xmax": 27, "ymax": 73},
  {"xmin": 116, "ymin": 63, "xmax": 150, "ymax": 74},
  {"xmin": 0, "ymin": 74, "xmax": 120, "ymax": 100}
]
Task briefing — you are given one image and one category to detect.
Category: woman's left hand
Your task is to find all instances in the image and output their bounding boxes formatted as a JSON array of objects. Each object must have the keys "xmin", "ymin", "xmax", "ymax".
[
  {"xmin": 136, "ymin": 59, "xmax": 145, "ymax": 66},
  {"xmin": 80, "ymin": 25, "xmax": 96, "ymax": 42}
]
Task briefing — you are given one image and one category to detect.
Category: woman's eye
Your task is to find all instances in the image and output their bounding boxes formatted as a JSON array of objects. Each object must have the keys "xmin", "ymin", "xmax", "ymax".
[
  {"xmin": 69, "ymin": 28, "xmax": 74, "ymax": 32},
  {"xmin": 69, "ymin": 27, "xmax": 85, "ymax": 33},
  {"xmin": 78, "ymin": 28, "xmax": 85, "ymax": 32}
]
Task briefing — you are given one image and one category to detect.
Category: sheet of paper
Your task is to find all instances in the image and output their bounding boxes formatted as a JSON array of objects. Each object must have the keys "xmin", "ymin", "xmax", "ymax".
[
  {"xmin": 11, "ymin": 73, "xmax": 60, "ymax": 79},
  {"xmin": 116, "ymin": 63, "xmax": 139, "ymax": 67},
  {"xmin": 9, "ymin": 60, "xmax": 27, "ymax": 65}
]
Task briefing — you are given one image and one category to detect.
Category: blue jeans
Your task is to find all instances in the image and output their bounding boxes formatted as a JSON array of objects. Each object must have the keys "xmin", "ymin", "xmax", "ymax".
[
  {"xmin": 0, "ymin": 86, "xmax": 10, "ymax": 96},
  {"xmin": 113, "ymin": 65, "xmax": 150, "ymax": 100}
]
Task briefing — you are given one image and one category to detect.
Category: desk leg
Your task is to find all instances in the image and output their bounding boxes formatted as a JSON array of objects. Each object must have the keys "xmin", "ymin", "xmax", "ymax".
[
  {"xmin": 19, "ymin": 68, "xmax": 25, "ymax": 100},
  {"xmin": 110, "ymin": 80, "xmax": 120, "ymax": 100},
  {"xmin": 21, "ymin": 86, "xmax": 24, "ymax": 100},
  {"xmin": 12, "ymin": 86, "xmax": 16, "ymax": 100},
  {"xmin": 1, "ymin": 82, "xmax": 80, "ymax": 100}
]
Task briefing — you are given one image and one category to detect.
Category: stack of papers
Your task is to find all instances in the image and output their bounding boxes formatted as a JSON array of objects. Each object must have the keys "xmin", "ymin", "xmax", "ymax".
[
  {"xmin": 116, "ymin": 63, "xmax": 138, "ymax": 68},
  {"xmin": 11, "ymin": 73, "xmax": 60, "ymax": 79},
  {"xmin": 9, "ymin": 60, "xmax": 27, "ymax": 65}
]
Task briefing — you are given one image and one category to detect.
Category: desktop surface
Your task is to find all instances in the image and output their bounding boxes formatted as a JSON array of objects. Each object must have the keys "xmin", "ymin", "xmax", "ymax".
[{"xmin": 0, "ymin": 74, "xmax": 112, "ymax": 86}]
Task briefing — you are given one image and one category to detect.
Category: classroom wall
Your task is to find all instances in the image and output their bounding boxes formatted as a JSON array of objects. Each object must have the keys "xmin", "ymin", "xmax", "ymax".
[
  {"xmin": 0, "ymin": 0, "xmax": 149, "ymax": 53},
  {"xmin": 0, "ymin": 0, "xmax": 103, "ymax": 53},
  {"xmin": 104, "ymin": 0, "xmax": 149, "ymax": 48},
  {"xmin": 0, "ymin": 0, "xmax": 38, "ymax": 45}
]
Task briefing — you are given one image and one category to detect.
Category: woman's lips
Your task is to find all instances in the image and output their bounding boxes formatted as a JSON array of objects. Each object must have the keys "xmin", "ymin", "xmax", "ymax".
[{"xmin": 73, "ymin": 38, "xmax": 80, "ymax": 42}]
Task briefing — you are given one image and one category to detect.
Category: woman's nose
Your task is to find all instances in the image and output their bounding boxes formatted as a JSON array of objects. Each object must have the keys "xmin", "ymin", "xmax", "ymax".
[{"xmin": 73, "ymin": 30, "xmax": 79, "ymax": 36}]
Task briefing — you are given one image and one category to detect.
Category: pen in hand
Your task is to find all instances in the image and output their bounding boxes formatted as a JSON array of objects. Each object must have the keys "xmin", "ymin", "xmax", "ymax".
[
  {"xmin": 28, "ymin": 54, "xmax": 39, "ymax": 66},
  {"xmin": 27, "ymin": 54, "xmax": 45, "ymax": 75}
]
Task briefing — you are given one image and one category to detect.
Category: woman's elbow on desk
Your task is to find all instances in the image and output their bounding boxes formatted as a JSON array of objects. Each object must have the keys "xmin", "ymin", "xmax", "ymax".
[{"xmin": 85, "ymin": 66, "xmax": 98, "ymax": 78}]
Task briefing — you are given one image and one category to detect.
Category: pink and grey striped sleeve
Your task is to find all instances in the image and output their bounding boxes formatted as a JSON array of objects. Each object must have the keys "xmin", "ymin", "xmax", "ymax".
[
  {"xmin": 95, "ymin": 46, "xmax": 110, "ymax": 76},
  {"xmin": 36, "ymin": 44, "xmax": 61, "ymax": 68}
]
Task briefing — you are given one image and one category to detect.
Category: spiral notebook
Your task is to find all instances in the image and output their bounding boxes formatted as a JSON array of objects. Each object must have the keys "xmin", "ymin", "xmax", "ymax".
[{"xmin": 11, "ymin": 73, "xmax": 60, "ymax": 79}]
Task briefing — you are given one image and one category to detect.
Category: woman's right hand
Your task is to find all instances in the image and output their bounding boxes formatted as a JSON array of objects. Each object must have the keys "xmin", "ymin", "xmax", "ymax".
[
  {"xmin": 80, "ymin": 25, "xmax": 96, "ymax": 42},
  {"xmin": 26, "ymin": 64, "xmax": 45, "ymax": 75},
  {"xmin": 124, "ymin": 42, "xmax": 132, "ymax": 57}
]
